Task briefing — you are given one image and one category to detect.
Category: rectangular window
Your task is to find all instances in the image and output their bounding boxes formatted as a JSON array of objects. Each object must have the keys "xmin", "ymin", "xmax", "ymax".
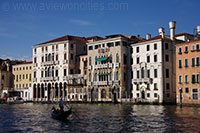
[
  {"xmin": 166, "ymin": 83, "xmax": 170, "ymax": 90},
  {"xmin": 136, "ymin": 57, "xmax": 140, "ymax": 64},
  {"xmin": 179, "ymin": 75, "xmax": 182, "ymax": 84},
  {"xmin": 192, "ymin": 58, "xmax": 195, "ymax": 67},
  {"xmin": 136, "ymin": 84, "xmax": 139, "ymax": 90},
  {"xmin": 70, "ymin": 69, "xmax": 73, "ymax": 74},
  {"xmin": 197, "ymin": 74, "xmax": 200, "ymax": 83},
  {"xmin": 196, "ymin": 44, "xmax": 200, "ymax": 50},
  {"xmin": 154, "ymin": 43, "xmax": 157, "ymax": 50},
  {"xmin": 64, "ymin": 69, "xmax": 66, "ymax": 76},
  {"xmin": 192, "ymin": 89, "xmax": 198, "ymax": 100},
  {"xmin": 70, "ymin": 44, "xmax": 74, "ymax": 49},
  {"xmin": 179, "ymin": 60, "xmax": 182, "ymax": 68},
  {"xmin": 192, "ymin": 74, "xmax": 196, "ymax": 84},
  {"xmin": 178, "ymin": 48, "xmax": 182, "ymax": 54},
  {"xmin": 166, "ymin": 69, "xmax": 169, "ymax": 78},
  {"xmin": 154, "ymin": 55, "xmax": 157, "ymax": 62},
  {"xmin": 147, "ymin": 45, "xmax": 150, "ymax": 51},
  {"xmin": 124, "ymin": 54, "xmax": 127, "ymax": 65},
  {"xmin": 137, "ymin": 71, "xmax": 140, "ymax": 78},
  {"xmin": 115, "ymin": 41, "xmax": 120, "ymax": 46},
  {"xmin": 185, "ymin": 87, "xmax": 189, "ymax": 93},
  {"xmin": 196, "ymin": 57, "xmax": 200, "ymax": 66},
  {"xmin": 185, "ymin": 59, "xmax": 188, "ymax": 68},
  {"xmin": 185, "ymin": 75, "xmax": 189, "ymax": 84},
  {"xmin": 154, "ymin": 83, "xmax": 157, "ymax": 89},
  {"xmin": 136, "ymin": 47, "xmax": 139, "ymax": 53},
  {"xmin": 165, "ymin": 43, "xmax": 169, "ymax": 50},
  {"xmin": 95, "ymin": 45, "xmax": 98, "ymax": 49},
  {"xmin": 154, "ymin": 69, "xmax": 157, "ymax": 78},
  {"xmin": 89, "ymin": 46, "xmax": 93, "ymax": 50},
  {"xmin": 147, "ymin": 70, "xmax": 150, "ymax": 78},
  {"xmin": 154, "ymin": 93, "xmax": 158, "ymax": 98},
  {"xmin": 184, "ymin": 46, "xmax": 188, "ymax": 53},
  {"xmin": 71, "ymin": 54, "xmax": 73, "ymax": 60},
  {"xmin": 147, "ymin": 56, "xmax": 150, "ymax": 63},
  {"xmin": 165, "ymin": 55, "xmax": 169, "ymax": 62}
]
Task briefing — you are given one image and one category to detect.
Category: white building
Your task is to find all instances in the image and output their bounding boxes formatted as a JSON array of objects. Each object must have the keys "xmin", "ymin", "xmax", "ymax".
[
  {"xmin": 32, "ymin": 35, "xmax": 87, "ymax": 102},
  {"xmin": 131, "ymin": 21, "xmax": 183, "ymax": 103}
]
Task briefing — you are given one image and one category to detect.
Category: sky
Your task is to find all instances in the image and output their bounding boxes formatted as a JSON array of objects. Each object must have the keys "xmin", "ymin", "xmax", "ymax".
[{"xmin": 0, "ymin": 0, "xmax": 200, "ymax": 61}]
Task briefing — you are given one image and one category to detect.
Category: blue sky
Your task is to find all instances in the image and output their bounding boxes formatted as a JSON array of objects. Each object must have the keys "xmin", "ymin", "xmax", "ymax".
[{"xmin": 0, "ymin": 0, "xmax": 200, "ymax": 61}]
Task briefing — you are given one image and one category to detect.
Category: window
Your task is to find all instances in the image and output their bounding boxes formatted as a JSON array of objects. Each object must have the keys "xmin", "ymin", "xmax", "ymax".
[
  {"xmin": 116, "ymin": 71, "xmax": 119, "ymax": 80},
  {"xmin": 192, "ymin": 45, "xmax": 196, "ymax": 51},
  {"xmin": 71, "ymin": 54, "xmax": 73, "ymax": 60},
  {"xmin": 154, "ymin": 83, "xmax": 157, "ymax": 90},
  {"xmin": 185, "ymin": 59, "xmax": 188, "ymax": 68},
  {"xmin": 147, "ymin": 70, "xmax": 150, "ymax": 78},
  {"xmin": 147, "ymin": 84, "xmax": 150, "ymax": 90},
  {"xmin": 165, "ymin": 43, "xmax": 169, "ymax": 50},
  {"xmin": 122, "ymin": 42, "xmax": 127, "ymax": 46},
  {"xmin": 110, "ymin": 73, "xmax": 112, "ymax": 81},
  {"xmin": 95, "ymin": 45, "xmax": 98, "ymax": 49},
  {"xmin": 89, "ymin": 57, "xmax": 91, "ymax": 65},
  {"xmin": 52, "ymin": 45, "xmax": 54, "ymax": 51},
  {"xmin": 70, "ymin": 44, "xmax": 74, "ymax": 49},
  {"xmin": 154, "ymin": 93, "xmax": 157, "ymax": 98},
  {"xmin": 34, "ymin": 72, "xmax": 36, "ymax": 78},
  {"xmin": 179, "ymin": 75, "xmax": 182, "ymax": 84},
  {"xmin": 89, "ymin": 46, "xmax": 93, "ymax": 50},
  {"xmin": 42, "ymin": 47, "xmax": 44, "ymax": 52},
  {"xmin": 154, "ymin": 69, "xmax": 157, "ymax": 78},
  {"xmin": 89, "ymin": 73, "xmax": 91, "ymax": 81},
  {"xmin": 147, "ymin": 45, "xmax": 150, "ymax": 51},
  {"xmin": 95, "ymin": 73, "xmax": 97, "ymax": 81},
  {"xmin": 179, "ymin": 60, "xmax": 182, "ymax": 68},
  {"xmin": 185, "ymin": 75, "xmax": 189, "ymax": 84},
  {"xmin": 42, "ymin": 56, "xmax": 44, "ymax": 62},
  {"xmin": 141, "ymin": 68, "xmax": 144, "ymax": 78},
  {"xmin": 196, "ymin": 44, "xmax": 200, "ymax": 50},
  {"xmin": 64, "ymin": 69, "xmax": 66, "ymax": 76},
  {"xmin": 34, "ymin": 57, "xmax": 37, "ymax": 63},
  {"xmin": 2, "ymin": 75, "xmax": 4, "ymax": 80},
  {"xmin": 137, "ymin": 71, "xmax": 140, "ymax": 78},
  {"xmin": 197, "ymin": 74, "xmax": 200, "ymax": 83},
  {"xmin": 124, "ymin": 54, "xmax": 127, "ymax": 65},
  {"xmin": 56, "ymin": 70, "xmax": 58, "ymax": 76},
  {"xmin": 64, "ymin": 53, "xmax": 67, "ymax": 60},
  {"xmin": 154, "ymin": 55, "xmax": 157, "ymax": 62},
  {"xmin": 136, "ymin": 47, "xmax": 139, "ymax": 53},
  {"xmin": 136, "ymin": 85, "xmax": 139, "ymax": 90},
  {"xmin": 185, "ymin": 88, "xmax": 189, "ymax": 93},
  {"xmin": 34, "ymin": 48, "xmax": 37, "ymax": 54},
  {"xmin": 115, "ymin": 41, "xmax": 120, "ymax": 46},
  {"xmin": 64, "ymin": 44, "xmax": 66, "ymax": 49},
  {"xmin": 192, "ymin": 89, "xmax": 198, "ymax": 100},
  {"xmin": 166, "ymin": 69, "xmax": 169, "ymax": 78},
  {"xmin": 41, "ymin": 71, "xmax": 43, "ymax": 77},
  {"xmin": 178, "ymin": 48, "xmax": 182, "ymax": 54},
  {"xmin": 192, "ymin": 58, "xmax": 195, "ymax": 67},
  {"xmin": 184, "ymin": 46, "xmax": 188, "ymax": 53},
  {"xmin": 147, "ymin": 56, "xmax": 150, "ymax": 63},
  {"xmin": 196, "ymin": 57, "xmax": 200, "ymax": 66},
  {"xmin": 116, "ymin": 54, "xmax": 119, "ymax": 63},
  {"xmin": 136, "ymin": 57, "xmax": 140, "ymax": 64},
  {"xmin": 147, "ymin": 93, "xmax": 150, "ymax": 98},
  {"xmin": 154, "ymin": 43, "xmax": 157, "ymax": 50},
  {"xmin": 166, "ymin": 83, "xmax": 170, "ymax": 90},
  {"xmin": 56, "ymin": 45, "xmax": 58, "ymax": 51},
  {"xmin": 70, "ymin": 69, "xmax": 73, "ymax": 74},
  {"xmin": 165, "ymin": 55, "xmax": 169, "ymax": 62}
]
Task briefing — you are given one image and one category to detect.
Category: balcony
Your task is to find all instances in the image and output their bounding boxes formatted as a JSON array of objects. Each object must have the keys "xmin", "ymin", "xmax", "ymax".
[
  {"xmin": 133, "ymin": 78, "xmax": 152, "ymax": 84},
  {"xmin": 41, "ymin": 77, "xmax": 54, "ymax": 81},
  {"xmin": 33, "ymin": 78, "xmax": 37, "ymax": 82},
  {"xmin": 54, "ymin": 61, "xmax": 59, "ymax": 65},
  {"xmin": 63, "ymin": 60, "xmax": 67, "ymax": 64},
  {"xmin": 43, "ymin": 61, "xmax": 54, "ymax": 66},
  {"xmin": 94, "ymin": 63, "xmax": 113, "ymax": 69},
  {"xmin": 33, "ymin": 63, "xmax": 37, "ymax": 67},
  {"xmin": 54, "ymin": 77, "xmax": 59, "ymax": 81}
]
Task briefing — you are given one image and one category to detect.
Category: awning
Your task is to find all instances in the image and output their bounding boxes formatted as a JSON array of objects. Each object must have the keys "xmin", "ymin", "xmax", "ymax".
[
  {"xmin": 96, "ymin": 57, "xmax": 109, "ymax": 62},
  {"xmin": 98, "ymin": 73, "xmax": 109, "ymax": 76}
]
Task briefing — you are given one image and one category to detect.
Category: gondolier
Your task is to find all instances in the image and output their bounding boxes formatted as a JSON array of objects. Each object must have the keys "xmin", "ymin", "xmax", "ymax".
[{"xmin": 59, "ymin": 97, "xmax": 64, "ymax": 112}]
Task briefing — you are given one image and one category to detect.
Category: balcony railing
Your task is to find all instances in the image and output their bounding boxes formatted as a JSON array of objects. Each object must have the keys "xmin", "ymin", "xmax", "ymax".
[
  {"xmin": 115, "ymin": 63, "xmax": 120, "ymax": 68},
  {"xmin": 133, "ymin": 78, "xmax": 152, "ymax": 84}
]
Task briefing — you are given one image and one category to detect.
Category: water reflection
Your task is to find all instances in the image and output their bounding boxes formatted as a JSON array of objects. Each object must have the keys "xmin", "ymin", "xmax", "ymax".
[{"xmin": 0, "ymin": 103, "xmax": 199, "ymax": 132}]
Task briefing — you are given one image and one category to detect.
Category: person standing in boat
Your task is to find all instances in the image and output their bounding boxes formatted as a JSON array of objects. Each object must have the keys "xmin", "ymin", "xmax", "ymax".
[{"xmin": 59, "ymin": 97, "xmax": 64, "ymax": 112}]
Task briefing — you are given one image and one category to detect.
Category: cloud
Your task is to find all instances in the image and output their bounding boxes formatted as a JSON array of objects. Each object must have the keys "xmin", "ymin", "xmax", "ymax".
[{"xmin": 69, "ymin": 19, "xmax": 95, "ymax": 26}]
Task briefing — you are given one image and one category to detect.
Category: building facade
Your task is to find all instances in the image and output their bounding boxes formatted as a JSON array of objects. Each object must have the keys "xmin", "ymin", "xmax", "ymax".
[
  {"xmin": 32, "ymin": 35, "xmax": 87, "ymax": 101},
  {"xmin": 87, "ymin": 34, "xmax": 141, "ymax": 102},
  {"xmin": 0, "ymin": 61, "xmax": 14, "ymax": 95},
  {"xmin": 12, "ymin": 62, "xmax": 33, "ymax": 101},
  {"xmin": 176, "ymin": 38, "xmax": 200, "ymax": 104},
  {"xmin": 131, "ymin": 21, "xmax": 181, "ymax": 104}
]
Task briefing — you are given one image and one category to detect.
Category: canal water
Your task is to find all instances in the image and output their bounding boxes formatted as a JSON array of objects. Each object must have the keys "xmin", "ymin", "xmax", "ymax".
[{"xmin": 0, "ymin": 103, "xmax": 200, "ymax": 132}]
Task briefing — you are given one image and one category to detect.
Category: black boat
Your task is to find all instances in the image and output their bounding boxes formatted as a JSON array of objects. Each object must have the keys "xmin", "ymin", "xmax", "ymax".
[{"xmin": 51, "ymin": 106, "xmax": 72, "ymax": 121}]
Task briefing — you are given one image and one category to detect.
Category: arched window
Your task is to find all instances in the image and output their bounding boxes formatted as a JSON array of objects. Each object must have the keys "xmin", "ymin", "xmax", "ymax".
[{"xmin": 116, "ymin": 54, "xmax": 119, "ymax": 63}]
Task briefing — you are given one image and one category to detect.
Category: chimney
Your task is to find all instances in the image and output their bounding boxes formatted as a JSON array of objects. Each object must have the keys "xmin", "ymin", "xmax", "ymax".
[
  {"xmin": 146, "ymin": 33, "xmax": 151, "ymax": 40},
  {"xmin": 169, "ymin": 21, "xmax": 176, "ymax": 40},
  {"xmin": 158, "ymin": 27, "xmax": 165, "ymax": 38}
]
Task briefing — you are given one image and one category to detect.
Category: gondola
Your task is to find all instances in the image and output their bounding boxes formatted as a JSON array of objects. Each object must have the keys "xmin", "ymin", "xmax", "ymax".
[{"xmin": 51, "ymin": 106, "xmax": 72, "ymax": 121}]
